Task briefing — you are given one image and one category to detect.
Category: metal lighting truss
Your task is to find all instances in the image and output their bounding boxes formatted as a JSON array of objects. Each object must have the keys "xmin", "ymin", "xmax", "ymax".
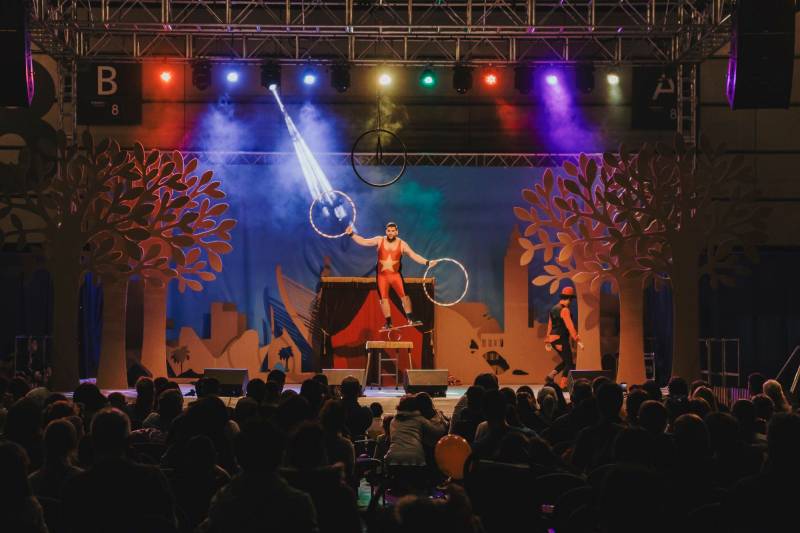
[{"xmin": 30, "ymin": 0, "xmax": 734, "ymax": 65}]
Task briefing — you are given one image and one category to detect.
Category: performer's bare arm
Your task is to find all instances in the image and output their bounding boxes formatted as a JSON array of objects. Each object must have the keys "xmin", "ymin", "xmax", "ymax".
[
  {"xmin": 345, "ymin": 226, "xmax": 382, "ymax": 247},
  {"xmin": 560, "ymin": 307, "xmax": 580, "ymax": 341},
  {"xmin": 401, "ymin": 241, "xmax": 433, "ymax": 266}
]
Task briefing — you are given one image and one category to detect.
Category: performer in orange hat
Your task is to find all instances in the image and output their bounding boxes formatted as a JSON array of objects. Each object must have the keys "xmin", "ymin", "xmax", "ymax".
[{"xmin": 546, "ymin": 286, "xmax": 580, "ymax": 383}]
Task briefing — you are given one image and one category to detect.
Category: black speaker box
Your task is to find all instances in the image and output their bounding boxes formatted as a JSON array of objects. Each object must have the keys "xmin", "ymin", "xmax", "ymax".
[
  {"xmin": 567, "ymin": 370, "xmax": 615, "ymax": 393},
  {"xmin": 322, "ymin": 368, "xmax": 367, "ymax": 386},
  {"xmin": 403, "ymin": 369, "xmax": 448, "ymax": 397},
  {"xmin": 203, "ymin": 368, "xmax": 249, "ymax": 397},
  {"xmin": 0, "ymin": 1, "xmax": 34, "ymax": 107},
  {"xmin": 727, "ymin": 0, "xmax": 795, "ymax": 109}
]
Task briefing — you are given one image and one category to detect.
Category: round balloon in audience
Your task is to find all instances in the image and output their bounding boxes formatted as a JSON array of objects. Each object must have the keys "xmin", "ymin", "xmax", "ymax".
[{"xmin": 435, "ymin": 434, "xmax": 471, "ymax": 480}]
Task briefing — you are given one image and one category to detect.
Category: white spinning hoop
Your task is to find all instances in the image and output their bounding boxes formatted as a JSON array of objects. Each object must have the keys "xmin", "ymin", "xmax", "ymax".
[
  {"xmin": 308, "ymin": 190, "xmax": 357, "ymax": 239},
  {"xmin": 423, "ymin": 257, "xmax": 469, "ymax": 307}
]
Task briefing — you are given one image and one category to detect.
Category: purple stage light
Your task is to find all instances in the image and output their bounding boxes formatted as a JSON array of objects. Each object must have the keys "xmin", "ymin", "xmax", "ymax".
[{"xmin": 546, "ymin": 74, "xmax": 559, "ymax": 86}]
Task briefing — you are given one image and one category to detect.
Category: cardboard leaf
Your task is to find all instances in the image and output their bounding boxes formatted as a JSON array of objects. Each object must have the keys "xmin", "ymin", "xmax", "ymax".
[
  {"xmin": 520, "ymin": 248, "xmax": 534, "ymax": 266},
  {"xmin": 532, "ymin": 275, "xmax": 552, "ymax": 286},
  {"xmin": 514, "ymin": 206, "xmax": 533, "ymax": 222}
]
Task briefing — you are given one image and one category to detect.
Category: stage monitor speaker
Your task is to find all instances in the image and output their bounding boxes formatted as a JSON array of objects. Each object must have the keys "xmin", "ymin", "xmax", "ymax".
[
  {"xmin": 727, "ymin": 0, "xmax": 795, "ymax": 109},
  {"xmin": 323, "ymin": 368, "xmax": 366, "ymax": 386},
  {"xmin": 403, "ymin": 369, "xmax": 448, "ymax": 398},
  {"xmin": 567, "ymin": 370, "xmax": 614, "ymax": 393},
  {"xmin": 0, "ymin": 1, "xmax": 34, "ymax": 107},
  {"xmin": 203, "ymin": 368, "xmax": 249, "ymax": 397}
]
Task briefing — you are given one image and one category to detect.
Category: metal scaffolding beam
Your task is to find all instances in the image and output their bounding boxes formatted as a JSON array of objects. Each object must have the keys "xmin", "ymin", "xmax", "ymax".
[{"xmin": 30, "ymin": 0, "xmax": 734, "ymax": 65}]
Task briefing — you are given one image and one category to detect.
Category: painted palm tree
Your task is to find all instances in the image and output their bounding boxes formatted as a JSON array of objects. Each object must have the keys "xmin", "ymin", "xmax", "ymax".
[{"xmin": 170, "ymin": 346, "xmax": 191, "ymax": 376}]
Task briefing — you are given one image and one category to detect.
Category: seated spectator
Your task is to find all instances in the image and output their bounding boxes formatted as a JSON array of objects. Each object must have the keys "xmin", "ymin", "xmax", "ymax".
[
  {"xmin": 164, "ymin": 396, "xmax": 238, "ymax": 474},
  {"xmin": 493, "ymin": 431, "xmax": 531, "ymax": 464},
  {"xmin": 752, "ymin": 393, "xmax": 774, "ymax": 435},
  {"xmin": 706, "ymin": 412, "xmax": 763, "ymax": 488},
  {"xmin": 384, "ymin": 395, "xmax": 446, "ymax": 465},
  {"xmin": 276, "ymin": 393, "xmax": 313, "ymax": 433},
  {"xmin": 0, "ymin": 441, "xmax": 48, "ymax": 533},
  {"xmin": 692, "ymin": 386, "xmax": 719, "ymax": 413},
  {"xmin": 198, "ymin": 419, "xmax": 319, "ymax": 533},
  {"xmin": 516, "ymin": 390, "xmax": 549, "ymax": 434},
  {"xmin": 536, "ymin": 386, "xmax": 558, "ymax": 424},
  {"xmin": 394, "ymin": 484, "xmax": 481, "ymax": 533},
  {"xmin": 366, "ymin": 402, "xmax": 384, "ymax": 439},
  {"xmin": 450, "ymin": 386, "xmax": 485, "ymax": 443},
  {"xmin": 130, "ymin": 376, "xmax": 156, "ymax": 429},
  {"xmin": 747, "ymin": 372, "xmax": 766, "ymax": 398},
  {"xmin": 731, "ymin": 399, "xmax": 763, "ymax": 445},
  {"xmin": 571, "ymin": 382, "xmax": 626, "ymax": 472},
  {"xmin": 29, "ymin": 419, "xmax": 83, "ymax": 499},
  {"xmin": 72, "ymin": 382, "xmax": 108, "ymax": 429},
  {"xmin": 545, "ymin": 379, "xmax": 597, "ymax": 446},
  {"xmin": 687, "ymin": 397, "xmax": 712, "ymax": 419},
  {"xmin": 642, "ymin": 379, "xmax": 663, "ymax": 401},
  {"xmin": 170, "ymin": 435, "xmax": 231, "ymax": 532},
  {"xmin": 245, "ymin": 378, "xmax": 266, "ymax": 404},
  {"xmin": 449, "ymin": 373, "xmax": 498, "ymax": 434},
  {"xmin": 61, "ymin": 408, "xmax": 176, "ymax": 533},
  {"xmin": 300, "ymin": 379, "xmax": 325, "ymax": 416},
  {"xmin": 283, "ymin": 422, "xmax": 361, "ymax": 533},
  {"xmin": 416, "ymin": 392, "xmax": 449, "ymax": 434},
  {"xmin": 319, "ymin": 400, "xmax": 356, "ymax": 484},
  {"xmin": 340, "ymin": 377, "xmax": 372, "ymax": 438},
  {"xmin": 624, "ymin": 388, "xmax": 649, "ymax": 425},
  {"xmin": 613, "ymin": 426, "xmax": 656, "ymax": 468},
  {"xmin": 9, "ymin": 376, "xmax": 31, "ymax": 402},
  {"xmin": 637, "ymin": 400, "xmax": 674, "ymax": 471},
  {"xmin": 690, "ymin": 379, "xmax": 710, "ymax": 396},
  {"xmin": 471, "ymin": 390, "xmax": 526, "ymax": 461},
  {"xmin": 107, "ymin": 392, "xmax": 129, "ymax": 412},
  {"xmin": 763, "ymin": 379, "xmax": 791, "ymax": 414},
  {"xmin": 142, "ymin": 388, "xmax": 184, "ymax": 433},
  {"xmin": 726, "ymin": 413, "xmax": 800, "ymax": 532},
  {"xmin": 5, "ymin": 398, "xmax": 44, "ymax": 471},
  {"xmin": 665, "ymin": 414, "xmax": 716, "ymax": 522},
  {"xmin": 267, "ymin": 369, "xmax": 287, "ymax": 394},
  {"xmin": 43, "ymin": 399, "xmax": 78, "ymax": 426},
  {"xmin": 232, "ymin": 397, "xmax": 260, "ymax": 427}
]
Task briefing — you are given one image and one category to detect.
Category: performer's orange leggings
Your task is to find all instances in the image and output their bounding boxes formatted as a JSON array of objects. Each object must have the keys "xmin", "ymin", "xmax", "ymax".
[{"xmin": 377, "ymin": 271, "xmax": 406, "ymax": 299}]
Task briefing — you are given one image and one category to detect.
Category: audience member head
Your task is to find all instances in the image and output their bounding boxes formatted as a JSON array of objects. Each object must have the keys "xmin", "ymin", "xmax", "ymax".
[
  {"xmin": 763, "ymin": 380, "xmax": 790, "ymax": 413},
  {"xmin": 195, "ymin": 376, "xmax": 220, "ymax": 398},
  {"xmin": 0, "ymin": 441, "xmax": 31, "ymax": 503},
  {"xmin": 266, "ymin": 369, "xmax": 286, "ymax": 393},
  {"xmin": 107, "ymin": 392, "xmax": 127, "ymax": 411},
  {"xmin": 596, "ymin": 382, "xmax": 624, "ymax": 421},
  {"xmin": 300, "ymin": 379, "xmax": 324, "ymax": 414},
  {"xmin": 5, "ymin": 398, "xmax": 43, "ymax": 446},
  {"xmin": 157, "ymin": 388, "xmax": 184, "ymax": 425},
  {"xmin": 498, "ymin": 387, "xmax": 516, "ymax": 406},
  {"xmin": 319, "ymin": 399, "xmax": 347, "ymax": 436},
  {"xmin": 766, "ymin": 413, "xmax": 800, "ymax": 472},
  {"xmin": 692, "ymin": 386, "xmax": 718, "ymax": 413},
  {"xmin": 465, "ymin": 386, "xmax": 485, "ymax": 412},
  {"xmin": 705, "ymin": 412, "xmax": 740, "ymax": 456},
  {"xmin": 571, "ymin": 379, "xmax": 593, "ymax": 405},
  {"xmin": 245, "ymin": 378, "xmax": 267, "ymax": 404},
  {"xmin": 178, "ymin": 434, "xmax": 217, "ymax": 475},
  {"xmin": 747, "ymin": 372, "xmax": 766, "ymax": 397},
  {"xmin": 517, "ymin": 385, "xmax": 534, "ymax": 397},
  {"xmin": 135, "ymin": 376, "xmax": 155, "ymax": 405},
  {"xmin": 153, "ymin": 376, "xmax": 169, "ymax": 397},
  {"xmin": 340, "ymin": 376, "xmax": 362, "ymax": 402},
  {"xmin": 537, "ymin": 387, "xmax": 557, "ymax": 421},
  {"xmin": 591, "ymin": 375, "xmax": 612, "ymax": 396},
  {"xmin": 672, "ymin": 413, "xmax": 710, "ymax": 461},
  {"xmin": 72, "ymin": 382, "xmax": 108, "ymax": 415},
  {"xmin": 416, "ymin": 392, "xmax": 437, "ymax": 419},
  {"xmin": 642, "ymin": 380, "xmax": 662, "ymax": 402},
  {"xmin": 613, "ymin": 426, "xmax": 655, "ymax": 467},
  {"xmin": 473, "ymin": 373, "xmax": 499, "ymax": 392},
  {"xmin": 43, "ymin": 418, "xmax": 78, "ymax": 465},
  {"xmin": 43, "ymin": 399, "xmax": 78, "ymax": 425},
  {"xmin": 234, "ymin": 419, "xmax": 285, "ymax": 474},
  {"xmin": 276, "ymin": 394, "xmax": 312, "ymax": 432},
  {"xmin": 396, "ymin": 394, "xmax": 419, "ymax": 413},
  {"xmin": 312, "ymin": 373, "xmax": 329, "ymax": 394},
  {"xmin": 234, "ymin": 397, "xmax": 260, "ymax": 426},
  {"xmin": 482, "ymin": 389, "xmax": 507, "ymax": 426},
  {"xmin": 690, "ymin": 379, "xmax": 710, "ymax": 396},
  {"xmin": 43, "ymin": 392, "xmax": 68, "ymax": 409},
  {"xmin": 638, "ymin": 400, "xmax": 668, "ymax": 435},
  {"xmin": 370, "ymin": 402, "xmax": 384, "ymax": 419},
  {"xmin": 687, "ymin": 398, "xmax": 711, "ymax": 419},
  {"xmin": 667, "ymin": 376, "xmax": 689, "ymax": 398},
  {"xmin": 286, "ymin": 422, "xmax": 328, "ymax": 469},
  {"xmin": 752, "ymin": 393, "xmax": 775, "ymax": 422},
  {"xmin": 263, "ymin": 381, "xmax": 281, "ymax": 405},
  {"xmin": 90, "ymin": 408, "xmax": 131, "ymax": 458},
  {"xmin": 731, "ymin": 399, "xmax": 757, "ymax": 441},
  {"xmin": 625, "ymin": 389, "xmax": 648, "ymax": 425}
]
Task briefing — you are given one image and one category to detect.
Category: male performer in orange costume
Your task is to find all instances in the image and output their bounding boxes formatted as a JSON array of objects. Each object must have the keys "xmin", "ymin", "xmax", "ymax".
[
  {"xmin": 346, "ymin": 222, "xmax": 435, "ymax": 330},
  {"xmin": 546, "ymin": 286, "xmax": 581, "ymax": 384}
]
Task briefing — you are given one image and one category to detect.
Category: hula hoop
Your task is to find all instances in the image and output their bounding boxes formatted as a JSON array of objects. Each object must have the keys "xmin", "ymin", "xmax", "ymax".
[
  {"xmin": 308, "ymin": 190, "xmax": 357, "ymax": 239},
  {"xmin": 350, "ymin": 128, "xmax": 408, "ymax": 188},
  {"xmin": 422, "ymin": 258, "xmax": 469, "ymax": 307}
]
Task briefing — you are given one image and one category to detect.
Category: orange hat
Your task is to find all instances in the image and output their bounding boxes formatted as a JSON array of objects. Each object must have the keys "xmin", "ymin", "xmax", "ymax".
[{"xmin": 560, "ymin": 286, "xmax": 576, "ymax": 298}]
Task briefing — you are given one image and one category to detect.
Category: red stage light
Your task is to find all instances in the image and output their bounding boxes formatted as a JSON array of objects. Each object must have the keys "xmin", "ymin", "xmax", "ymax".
[
  {"xmin": 160, "ymin": 70, "xmax": 173, "ymax": 83},
  {"xmin": 484, "ymin": 72, "xmax": 498, "ymax": 86}
]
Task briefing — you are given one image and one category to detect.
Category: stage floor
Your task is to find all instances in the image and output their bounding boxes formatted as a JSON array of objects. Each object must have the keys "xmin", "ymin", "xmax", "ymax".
[{"xmin": 89, "ymin": 383, "xmax": 557, "ymax": 418}]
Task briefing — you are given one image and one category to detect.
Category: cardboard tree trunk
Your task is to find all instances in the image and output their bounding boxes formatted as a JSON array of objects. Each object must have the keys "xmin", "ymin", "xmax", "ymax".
[
  {"xmin": 50, "ymin": 269, "xmax": 82, "ymax": 391},
  {"xmin": 574, "ymin": 279, "xmax": 602, "ymax": 370},
  {"xmin": 670, "ymin": 258, "xmax": 701, "ymax": 380},
  {"xmin": 617, "ymin": 276, "xmax": 646, "ymax": 385},
  {"xmin": 96, "ymin": 279, "xmax": 129, "ymax": 389},
  {"xmin": 140, "ymin": 284, "xmax": 168, "ymax": 378}
]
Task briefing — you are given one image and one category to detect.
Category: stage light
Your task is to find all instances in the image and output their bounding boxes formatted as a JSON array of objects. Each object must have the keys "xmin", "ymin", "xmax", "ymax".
[
  {"xmin": 159, "ymin": 70, "xmax": 172, "ymax": 83},
  {"xmin": 453, "ymin": 64, "xmax": 473, "ymax": 94},
  {"xmin": 260, "ymin": 61, "xmax": 281, "ymax": 90},
  {"xmin": 302, "ymin": 69, "xmax": 318, "ymax": 86},
  {"xmin": 191, "ymin": 60, "xmax": 212, "ymax": 91},
  {"xmin": 546, "ymin": 74, "xmax": 559, "ymax": 86},
  {"xmin": 483, "ymin": 71, "xmax": 498, "ymax": 87},
  {"xmin": 226, "ymin": 71, "xmax": 239, "ymax": 83},
  {"xmin": 607, "ymin": 72, "xmax": 620, "ymax": 86},
  {"xmin": 420, "ymin": 68, "xmax": 436, "ymax": 87},
  {"xmin": 378, "ymin": 73, "xmax": 392, "ymax": 86},
  {"xmin": 514, "ymin": 64, "xmax": 533, "ymax": 95},
  {"xmin": 331, "ymin": 63, "xmax": 350, "ymax": 93},
  {"xmin": 575, "ymin": 63, "xmax": 595, "ymax": 94}
]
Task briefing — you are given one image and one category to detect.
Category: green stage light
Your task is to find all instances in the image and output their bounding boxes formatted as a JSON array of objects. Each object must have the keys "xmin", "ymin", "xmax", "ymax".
[{"xmin": 420, "ymin": 68, "xmax": 436, "ymax": 87}]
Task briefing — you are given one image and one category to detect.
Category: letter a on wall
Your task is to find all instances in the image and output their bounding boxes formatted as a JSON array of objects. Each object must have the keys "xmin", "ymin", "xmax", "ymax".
[{"xmin": 77, "ymin": 62, "xmax": 142, "ymax": 125}]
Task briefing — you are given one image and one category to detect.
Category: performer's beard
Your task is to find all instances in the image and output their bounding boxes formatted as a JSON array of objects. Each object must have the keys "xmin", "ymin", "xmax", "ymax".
[{"xmin": 386, "ymin": 236, "xmax": 397, "ymax": 242}]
